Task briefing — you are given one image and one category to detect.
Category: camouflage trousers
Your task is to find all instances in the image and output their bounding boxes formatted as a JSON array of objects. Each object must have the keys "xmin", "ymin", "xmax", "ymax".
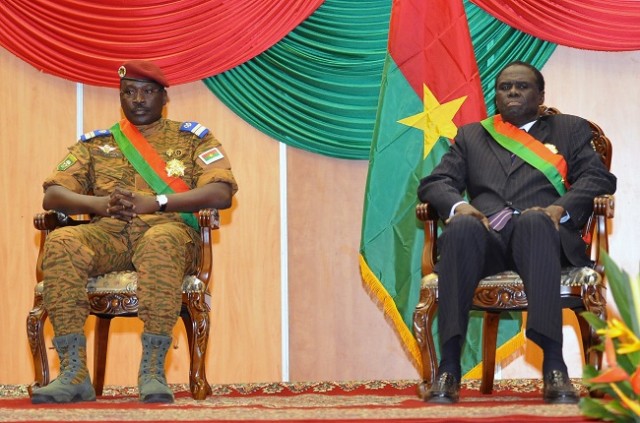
[{"xmin": 41, "ymin": 216, "xmax": 201, "ymax": 336}]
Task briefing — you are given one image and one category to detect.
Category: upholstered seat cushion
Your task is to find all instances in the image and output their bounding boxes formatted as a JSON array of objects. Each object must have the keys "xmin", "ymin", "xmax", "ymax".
[
  {"xmin": 421, "ymin": 266, "xmax": 601, "ymax": 289},
  {"xmin": 35, "ymin": 270, "xmax": 205, "ymax": 295}
]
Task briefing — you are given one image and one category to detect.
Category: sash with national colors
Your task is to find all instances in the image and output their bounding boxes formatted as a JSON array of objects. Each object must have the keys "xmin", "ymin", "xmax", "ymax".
[
  {"xmin": 481, "ymin": 115, "xmax": 569, "ymax": 195},
  {"xmin": 110, "ymin": 119, "xmax": 199, "ymax": 230}
]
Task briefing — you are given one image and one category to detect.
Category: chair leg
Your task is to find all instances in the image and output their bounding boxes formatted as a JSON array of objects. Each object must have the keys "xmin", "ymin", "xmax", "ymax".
[
  {"xmin": 26, "ymin": 295, "xmax": 49, "ymax": 396},
  {"xmin": 480, "ymin": 311, "xmax": 500, "ymax": 395},
  {"xmin": 93, "ymin": 317, "xmax": 112, "ymax": 397},
  {"xmin": 412, "ymin": 287, "xmax": 438, "ymax": 400},
  {"xmin": 181, "ymin": 292, "xmax": 212, "ymax": 400}
]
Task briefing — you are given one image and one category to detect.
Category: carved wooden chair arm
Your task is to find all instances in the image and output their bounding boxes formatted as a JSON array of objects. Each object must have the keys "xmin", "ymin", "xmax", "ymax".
[
  {"xmin": 415, "ymin": 202, "xmax": 439, "ymax": 276},
  {"xmin": 415, "ymin": 202, "xmax": 439, "ymax": 223},
  {"xmin": 416, "ymin": 195, "xmax": 614, "ymax": 223},
  {"xmin": 593, "ymin": 194, "xmax": 614, "ymax": 219},
  {"xmin": 197, "ymin": 208, "xmax": 220, "ymax": 229},
  {"xmin": 33, "ymin": 209, "xmax": 220, "ymax": 231},
  {"xmin": 33, "ymin": 210, "xmax": 87, "ymax": 231},
  {"xmin": 34, "ymin": 208, "xmax": 220, "ymax": 287},
  {"xmin": 590, "ymin": 194, "xmax": 615, "ymax": 275},
  {"xmin": 416, "ymin": 195, "xmax": 614, "ymax": 278}
]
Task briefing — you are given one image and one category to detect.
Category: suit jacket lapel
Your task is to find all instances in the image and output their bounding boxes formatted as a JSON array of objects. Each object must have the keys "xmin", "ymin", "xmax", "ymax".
[{"xmin": 486, "ymin": 131, "xmax": 513, "ymax": 175}]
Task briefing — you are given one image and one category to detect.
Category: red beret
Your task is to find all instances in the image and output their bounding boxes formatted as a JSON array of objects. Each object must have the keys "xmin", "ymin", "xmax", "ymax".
[{"xmin": 118, "ymin": 60, "xmax": 169, "ymax": 87}]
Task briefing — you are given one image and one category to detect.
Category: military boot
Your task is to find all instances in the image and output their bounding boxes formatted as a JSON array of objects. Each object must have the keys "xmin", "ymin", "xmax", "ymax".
[
  {"xmin": 138, "ymin": 332, "xmax": 174, "ymax": 403},
  {"xmin": 31, "ymin": 333, "xmax": 96, "ymax": 404}
]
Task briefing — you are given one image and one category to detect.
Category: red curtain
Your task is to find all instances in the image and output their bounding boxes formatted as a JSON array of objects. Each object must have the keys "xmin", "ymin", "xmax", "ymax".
[
  {"xmin": 470, "ymin": 0, "xmax": 640, "ymax": 51},
  {"xmin": 0, "ymin": 0, "xmax": 324, "ymax": 87}
]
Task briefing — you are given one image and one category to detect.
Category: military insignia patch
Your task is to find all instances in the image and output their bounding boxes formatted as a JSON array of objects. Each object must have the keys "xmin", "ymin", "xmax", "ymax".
[
  {"xmin": 544, "ymin": 143, "xmax": 559, "ymax": 154},
  {"xmin": 79, "ymin": 129, "xmax": 111, "ymax": 142},
  {"xmin": 166, "ymin": 159, "xmax": 186, "ymax": 177},
  {"xmin": 99, "ymin": 144, "xmax": 117, "ymax": 154},
  {"xmin": 57, "ymin": 153, "xmax": 77, "ymax": 171},
  {"xmin": 199, "ymin": 147, "xmax": 223, "ymax": 165},
  {"xmin": 180, "ymin": 121, "xmax": 209, "ymax": 138}
]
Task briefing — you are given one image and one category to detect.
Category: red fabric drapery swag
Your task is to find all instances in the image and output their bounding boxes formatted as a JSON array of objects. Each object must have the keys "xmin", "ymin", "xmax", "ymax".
[
  {"xmin": 0, "ymin": 0, "xmax": 324, "ymax": 87},
  {"xmin": 470, "ymin": 0, "xmax": 640, "ymax": 51}
]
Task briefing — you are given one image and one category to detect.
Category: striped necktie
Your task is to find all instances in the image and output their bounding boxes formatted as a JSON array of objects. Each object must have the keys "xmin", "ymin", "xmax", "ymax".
[{"xmin": 488, "ymin": 207, "xmax": 513, "ymax": 231}]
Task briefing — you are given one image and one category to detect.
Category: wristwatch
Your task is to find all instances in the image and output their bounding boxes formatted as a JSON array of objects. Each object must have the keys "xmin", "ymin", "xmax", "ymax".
[{"xmin": 155, "ymin": 194, "xmax": 168, "ymax": 212}]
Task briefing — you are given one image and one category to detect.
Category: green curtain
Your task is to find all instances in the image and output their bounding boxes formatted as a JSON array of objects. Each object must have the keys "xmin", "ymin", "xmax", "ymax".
[{"xmin": 204, "ymin": 0, "xmax": 556, "ymax": 160}]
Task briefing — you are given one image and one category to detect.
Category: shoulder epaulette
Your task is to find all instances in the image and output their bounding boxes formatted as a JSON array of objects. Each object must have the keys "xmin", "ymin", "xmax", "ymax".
[
  {"xmin": 79, "ymin": 129, "xmax": 111, "ymax": 142},
  {"xmin": 180, "ymin": 121, "xmax": 209, "ymax": 139}
]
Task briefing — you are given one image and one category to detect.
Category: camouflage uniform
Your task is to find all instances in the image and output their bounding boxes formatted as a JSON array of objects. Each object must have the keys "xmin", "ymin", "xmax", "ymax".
[{"xmin": 42, "ymin": 118, "xmax": 238, "ymax": 336}]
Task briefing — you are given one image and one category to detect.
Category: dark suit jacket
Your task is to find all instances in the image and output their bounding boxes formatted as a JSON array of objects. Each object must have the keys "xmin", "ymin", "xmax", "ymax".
[{"xmin": 417, "ymin": 113, "xmax": 617, "ymax": 266}]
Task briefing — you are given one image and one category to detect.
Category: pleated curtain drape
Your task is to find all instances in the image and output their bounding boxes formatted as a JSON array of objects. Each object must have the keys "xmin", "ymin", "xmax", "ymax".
[{"xmin": 2, "ymin": 0, "xmax": 639, "ymax": 158}]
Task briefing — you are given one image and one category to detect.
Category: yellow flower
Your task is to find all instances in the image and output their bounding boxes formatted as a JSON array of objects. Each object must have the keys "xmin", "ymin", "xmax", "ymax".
[
  {"xmin": 597, "ymin": 319, "xmax": 625, "ymax": 338},
  {"xmin": 581, "ymin": 259, "xmax": 640, "ymax": 420},
  {"xmin": 598, "ymin": 319, "xmax": 640, "ymax": 353},
  {"xmin": 617, "ymin": 338, "xmax": 640, "ymax": 355}
]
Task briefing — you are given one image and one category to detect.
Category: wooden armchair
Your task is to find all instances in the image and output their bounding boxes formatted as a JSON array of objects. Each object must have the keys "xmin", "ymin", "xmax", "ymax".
[
  {"xmin": 26, "ymin": 209, "xmax": 219, "ymax": 400},
  {"xmin": 412, "ymin": 107, "xmax": 615, "ymax": 396}
]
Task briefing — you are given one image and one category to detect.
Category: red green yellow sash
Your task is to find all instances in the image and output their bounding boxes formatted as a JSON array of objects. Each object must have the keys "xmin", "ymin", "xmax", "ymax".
[
  {"xmin": 110, "ymin": 119, "xmax": 199, "ymax": 230},
  {"xmin": 481, "ymin": 115, "xmax": 569, "ymax": 195}
]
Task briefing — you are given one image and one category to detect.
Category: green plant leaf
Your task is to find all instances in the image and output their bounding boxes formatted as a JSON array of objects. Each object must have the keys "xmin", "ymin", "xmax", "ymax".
[
  {"xmin": 627, "ymin": 350, "xmax": 640, "ymax": 368},
  {"xmin": 604, "ymin": 400, "xmax": 636, "ymax": 423},
  {"xmin": 580, "ymin": 396, "xmax": 620, "ymax": 421},
  {"xmin": 606, "ymin": 399, "xmax": 629, "ymax": 415},
  {"xmin": 616, "ymin": 345, "xmax": 639, "ymax": 375},
  {"xmin": 602, "ymin": 251, "xmax": 637, "ymax": 333},
  {"xmin": 581, "ymin": 311, "xmax": 607, "ymax": 330},
  {"xmin": 614, "ymin": 379, "xmax": 635, "ymax": 398},
  {"xmin": 583, "ymin": 364, "xmax": 599, "ymax": 378},
  {"xmin": 582, "ymin": 365, "xmax": 617, "ymax": 397}
]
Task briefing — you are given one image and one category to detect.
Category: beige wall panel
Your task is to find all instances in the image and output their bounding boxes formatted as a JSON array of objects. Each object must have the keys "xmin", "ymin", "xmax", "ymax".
[
  {"xmin": 286, "ymin": 147, "xmax": 418, "ymax": 381},
  {"xmin": 169, "ymin": 83, "xmax": 283, "ymax": 384},
  {"xmin": 541, "ymin": 47, "xmax": 640, "ymax": 275},
  {"xmin": 500, "ymin": 47, "xmax": 640, "ymax": 379},
  {"xmin": 0, "ymin": 50, "xmax": 77, "ymax": 384}
]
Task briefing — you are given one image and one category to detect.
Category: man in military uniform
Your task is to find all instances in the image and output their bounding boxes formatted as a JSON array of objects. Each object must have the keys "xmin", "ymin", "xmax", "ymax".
[{"xmin": 31, "ymin": 60, "xmax": 238, "ymax": 404}]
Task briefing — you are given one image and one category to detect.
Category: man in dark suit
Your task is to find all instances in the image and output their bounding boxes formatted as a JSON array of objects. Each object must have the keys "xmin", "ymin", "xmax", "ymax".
[{"xmin": 417, "ymin": 61, "xmax": 616, "ymax": 404}]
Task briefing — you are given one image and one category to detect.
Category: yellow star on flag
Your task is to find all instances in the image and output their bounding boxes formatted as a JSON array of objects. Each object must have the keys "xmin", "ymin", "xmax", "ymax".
[{"xmin": 398, "ymin": 84, "xmax": 467, "ymax": 158}]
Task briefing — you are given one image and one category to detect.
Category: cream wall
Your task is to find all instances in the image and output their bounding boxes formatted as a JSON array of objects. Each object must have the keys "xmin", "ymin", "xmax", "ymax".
[
  {"xmin": 502, "ymin": 47, "xmax": 640, "ymax": 379},
  {"xmin": 1, "ymin": 45, "xmax": 638, "ymax": 386}
]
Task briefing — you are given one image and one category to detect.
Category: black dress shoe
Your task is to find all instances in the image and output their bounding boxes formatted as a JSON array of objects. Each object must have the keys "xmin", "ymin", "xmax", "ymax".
[
  {"xmin": 543, "ymin": 370, "xmax": 579, "ymax": 404},
  {"xmin": 426, "ymin": 372, "xmax": 460, "ymax": 404}
]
